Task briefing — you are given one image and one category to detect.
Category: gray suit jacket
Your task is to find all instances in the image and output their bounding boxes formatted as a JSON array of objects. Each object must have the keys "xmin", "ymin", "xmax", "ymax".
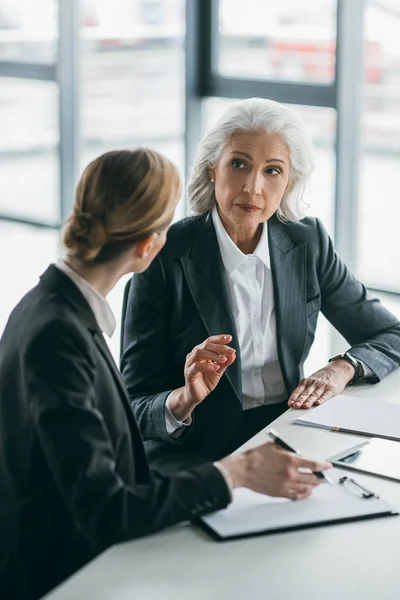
[{"xmin": 121, "ymin": 213, "xmax": 400, "ymax": 472}]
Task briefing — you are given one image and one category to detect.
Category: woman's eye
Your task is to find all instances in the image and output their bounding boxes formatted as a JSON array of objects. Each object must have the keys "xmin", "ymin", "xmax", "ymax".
[
  {"xmin": 266, "ymin": 167, "xmax": 280, "ymax": 176},
  {"xmin": 231, "ymin": 159, "xmax": 246, "ymax": 169}
]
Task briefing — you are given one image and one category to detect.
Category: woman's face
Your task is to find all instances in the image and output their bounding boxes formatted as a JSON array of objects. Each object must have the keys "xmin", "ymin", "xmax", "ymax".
[{"xmin": 209, "ymin": 130, "xmax": 291, "ymax": 234}]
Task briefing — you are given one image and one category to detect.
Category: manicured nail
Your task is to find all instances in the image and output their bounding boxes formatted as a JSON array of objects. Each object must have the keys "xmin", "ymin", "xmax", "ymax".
[{"xmin": 295, "ymin": 402, "xmax": 301, "ymax": 407}]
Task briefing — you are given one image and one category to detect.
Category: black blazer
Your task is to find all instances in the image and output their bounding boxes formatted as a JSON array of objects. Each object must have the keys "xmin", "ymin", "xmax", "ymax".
[
  {"xmin": 0, "ymin": 266, "xmax": 229, "ymax": 600},
  {"xmin": 121, "ymin": 214, "xmax": 400, "ymax": 472}
]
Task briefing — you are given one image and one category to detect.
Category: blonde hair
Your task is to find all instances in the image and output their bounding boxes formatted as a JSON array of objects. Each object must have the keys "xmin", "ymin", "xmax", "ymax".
[
  {"xmin": 187, "ymin": 98, "xmax": 315, "ymax": 222},
  {"xmin": 63, "ymin": 148, "xmax": 181, "ymax": 263}
]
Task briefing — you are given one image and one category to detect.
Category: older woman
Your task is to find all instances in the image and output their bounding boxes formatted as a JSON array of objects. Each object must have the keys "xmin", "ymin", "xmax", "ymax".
[{"xmin": 121, "ymin": 98, "xmax": 400, "ymax": 474}]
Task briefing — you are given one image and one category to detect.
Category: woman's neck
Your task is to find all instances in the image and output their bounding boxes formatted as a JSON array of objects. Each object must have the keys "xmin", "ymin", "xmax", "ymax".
[
  {"xmin": 218, "ymin": 214, "xmax": 263, "ymax": 254},
  {"xmin": 63, "ymin": 256, "xmax": 128, "ymax": 298}
]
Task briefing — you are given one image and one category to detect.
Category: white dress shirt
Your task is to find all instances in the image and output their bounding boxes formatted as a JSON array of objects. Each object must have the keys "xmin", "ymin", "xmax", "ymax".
[
  {"xmin": 211, "ymin": 207, "xmax": 287, "ymax": 409},
  {"xmin": 56, "ymin": 259, "xmax": 116, "ymax": 338}
]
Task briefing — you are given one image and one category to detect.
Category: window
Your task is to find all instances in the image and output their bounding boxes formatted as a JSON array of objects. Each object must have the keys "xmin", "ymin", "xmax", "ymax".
[
  {"xmin": 0, "ymin": 0, "xmax": 57, "ymax": 63},
  {"xmin": 80, "ymin": 0, "xmax": 186, "ymax": 220},
  {"xmin": 217, "ymin": 0, "xmax": 337, "ymax": 83},
  {"xmin": 0, "ymin": 222, "xmax": 58, "ymax": 336},
  {"xmin": 357, "ymin": 0, "xmax": 400, "ymax": 294},
  {"xmin": 0, "ymin": 79, "xmax": 59, "ymax": 224}
]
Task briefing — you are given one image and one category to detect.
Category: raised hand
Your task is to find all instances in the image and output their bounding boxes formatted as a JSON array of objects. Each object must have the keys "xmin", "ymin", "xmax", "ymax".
[{"xmin": 167, "ymin": 334, "xmax": 236, "ymax": 422}]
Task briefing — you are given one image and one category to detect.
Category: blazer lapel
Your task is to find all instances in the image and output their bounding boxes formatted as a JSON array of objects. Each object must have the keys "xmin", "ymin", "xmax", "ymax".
[
  {"xmin": 268, "ymin": 215, "xmax": 307, "ymax": 394},
  {"xmin": 180, "ymin": 216, "xmax": 242, "ymax": 403}
]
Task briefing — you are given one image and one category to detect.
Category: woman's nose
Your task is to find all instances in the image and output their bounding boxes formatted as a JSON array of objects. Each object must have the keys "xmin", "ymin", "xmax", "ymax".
[{"xmin": 243, "ymin": 172, "xmax": 262, "ymax": 196}]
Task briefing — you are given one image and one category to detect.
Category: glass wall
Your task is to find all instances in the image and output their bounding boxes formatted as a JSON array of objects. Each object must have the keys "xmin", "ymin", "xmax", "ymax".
[
  {"xmin": 218, "ymin": 0, "xmax": 337, "ymax": 83},
  {"xmin": 0, "ymin": 0, "xmax": 185, "ymax": 360},
  {"xmin": 357, "ymin": 0, "xmax": 400, "ymax": 298}
]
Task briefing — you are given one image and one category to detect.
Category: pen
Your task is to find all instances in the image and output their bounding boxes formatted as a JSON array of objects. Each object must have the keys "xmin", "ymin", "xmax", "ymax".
[{"xmin": 267, "ymin": 428, "xmax": 334, "ymax": 484}]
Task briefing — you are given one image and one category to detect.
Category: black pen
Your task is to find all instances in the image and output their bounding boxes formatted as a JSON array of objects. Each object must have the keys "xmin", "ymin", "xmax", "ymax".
[{"xmin": 268, "ymin": 428, "xmax": 334, "ymax": 484}]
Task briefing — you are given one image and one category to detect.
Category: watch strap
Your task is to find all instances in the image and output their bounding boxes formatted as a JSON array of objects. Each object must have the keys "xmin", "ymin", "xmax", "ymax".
[{"xmin": 328, "ymin": 352, "xmax": 361, "ymax": 385}]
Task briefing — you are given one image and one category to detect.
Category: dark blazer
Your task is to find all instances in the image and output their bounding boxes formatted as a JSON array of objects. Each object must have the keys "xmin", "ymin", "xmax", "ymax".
[
  {"xmin": 0, "ymin": 266, "xmax": 229, "ymax": 600},
  {"xmin": 121, "ymin": 214, "xmax": 400, "ymax": 472}
]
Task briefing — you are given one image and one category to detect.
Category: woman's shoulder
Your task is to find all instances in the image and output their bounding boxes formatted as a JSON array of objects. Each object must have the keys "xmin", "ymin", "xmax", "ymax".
[
  {"xmin": 277, "ymin": 215, "xmax": 329, "ymax": 247},
  {"xmin": 162, "ymin": 214, "xmax": 209, "ymax": 256}
]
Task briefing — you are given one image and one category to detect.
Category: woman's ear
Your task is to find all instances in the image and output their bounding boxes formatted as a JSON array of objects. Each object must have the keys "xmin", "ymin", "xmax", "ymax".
[
  {"xmin": 135, "ymin": 232, "xmax": 158, "ymax": 260},
  {"xmin": 208, "ymin": 166, "xmax": 215, "ymax": 182}
]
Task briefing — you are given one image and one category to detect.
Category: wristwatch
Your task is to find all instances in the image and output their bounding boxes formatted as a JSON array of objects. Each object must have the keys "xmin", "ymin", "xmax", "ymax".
[{"xmin": 328, "ymin": 351, "xmax": 363, "ymax": 385}]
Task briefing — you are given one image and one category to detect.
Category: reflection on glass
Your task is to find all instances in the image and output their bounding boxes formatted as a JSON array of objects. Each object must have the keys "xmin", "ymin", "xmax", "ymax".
[
  {"xmin": 0, "ymin": 222, "xmax": 59, "ymax": 336},
  {"xmin": 357, "ymin": 0, "xmax": 400, "ymax": 293},
  {"xmin": 218, "ymin": 0, "xmax": 336, "ymax": 83},
  {"xmin": 0, "ymin": 79, "xmax": 59, "ymax": 223},
  {"xmin": 0, "ymin": 0, "xmax": 57, "ymax": 64}
]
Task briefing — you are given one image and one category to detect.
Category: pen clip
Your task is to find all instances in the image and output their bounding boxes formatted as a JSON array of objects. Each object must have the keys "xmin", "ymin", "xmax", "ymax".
[{"xmin": 339, "ymin": 476, "xmax": 379, "ymax": 499}]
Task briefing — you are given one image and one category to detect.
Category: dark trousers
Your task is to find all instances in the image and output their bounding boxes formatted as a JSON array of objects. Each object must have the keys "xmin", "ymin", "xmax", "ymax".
[{"xmin": 217, "ymin": 401, "xmax": 287, "ymax": 458}]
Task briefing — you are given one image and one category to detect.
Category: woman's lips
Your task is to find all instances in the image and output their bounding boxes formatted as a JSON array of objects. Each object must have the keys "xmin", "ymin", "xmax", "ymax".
[{"xmin": 236, "ymin": 204, "xmax": 261, "ymax": 213}]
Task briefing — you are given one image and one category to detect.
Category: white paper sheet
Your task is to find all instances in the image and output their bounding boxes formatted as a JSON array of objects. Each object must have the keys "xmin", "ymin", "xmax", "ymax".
[{"xmin": 295, "ymin": 394, "xmax": 400, "ymax": 441}]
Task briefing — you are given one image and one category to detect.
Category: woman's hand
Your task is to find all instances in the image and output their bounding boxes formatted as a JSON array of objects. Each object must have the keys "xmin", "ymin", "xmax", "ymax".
[
  {"xmin": 287, "ymin": 359, "xmax": 355, "ymax": 410},
  {"xmin": 221, "ymin": 442, "xmax": 331, "ymax": 499},
  {"xmin": 167, "ymin": 334, "xmax": 236, "ymax": 422}
]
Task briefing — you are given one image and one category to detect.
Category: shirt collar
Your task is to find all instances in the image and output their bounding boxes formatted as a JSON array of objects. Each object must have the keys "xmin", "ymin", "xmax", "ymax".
[
  {"xmin": 211, "ymin": 206, "xmax": 271, "ymax": 274},
  {"xmin": 56, "ymin": 259, "xmax": 116, "ymax": 338}
]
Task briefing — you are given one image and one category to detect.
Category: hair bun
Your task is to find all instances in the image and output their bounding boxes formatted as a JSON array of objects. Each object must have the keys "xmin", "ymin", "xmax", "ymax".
[{"xmin": 64, "ymin": 211, "xmax": 109, "ymax": 261}]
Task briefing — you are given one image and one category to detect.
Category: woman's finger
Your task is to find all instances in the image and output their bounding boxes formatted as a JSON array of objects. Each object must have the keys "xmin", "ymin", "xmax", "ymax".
[
  {"xmin": 202, "ymin": 334, "xmax": 232, "ymax": 346},
  {"xmin": 291, "ymin": 381, "xmax": 319, "ymax": 408},
  {"xmin": 201, "ymin": 342, "xmax": 236, "ymax": 356},
  {"xmin": 186, "ymin": 348, "xmax": 230, "ymax": 367},
  {"xmin": 313, "ymin": 388, "xmax": 334, "ymax": 406},
  {"xmin": 185, "ymin": 361, "xmax": 220, "ymax": 379},
  {"xmin": 214, "ymin": 351, "xmax": 236, "ymax": 374},
  {"xmin": 288, "ymin": 381, "xmax": 308, "ymax": 406}
]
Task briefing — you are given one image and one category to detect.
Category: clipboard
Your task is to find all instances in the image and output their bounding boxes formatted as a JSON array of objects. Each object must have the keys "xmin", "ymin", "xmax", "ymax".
[{"xmin": 197, "ymin": 477, "xmax": 397, "ymax": 542}]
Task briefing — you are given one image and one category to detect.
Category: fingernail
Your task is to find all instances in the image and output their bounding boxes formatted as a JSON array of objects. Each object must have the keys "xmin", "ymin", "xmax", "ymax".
[
  {"xmin": 213, "ymin": 364, "xmax": 220, "ymax": 370},
  {"xmin": 223, "ymin": 335, "xmax": 230, "ymax": 340},
  {"xmin": 295, "ymin": 402, "xmax": 301, "ymax": 407},
  {"xmin": 304, "ymin": 402, "xmax": 310, "ymax": 408}
]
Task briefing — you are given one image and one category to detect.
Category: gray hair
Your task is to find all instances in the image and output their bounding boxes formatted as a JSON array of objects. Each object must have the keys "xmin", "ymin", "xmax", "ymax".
[{"xmin": 187, "ymin": 98, "xmax": 315, "ymax": 221}]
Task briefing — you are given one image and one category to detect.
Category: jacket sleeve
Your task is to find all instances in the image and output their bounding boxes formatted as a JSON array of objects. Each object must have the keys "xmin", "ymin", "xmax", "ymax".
[
  {"xmin": 27, "ymin": 320, "xmax": 230, "ymax": 550},
  {"xmin": 316, "ymin": 219, "xmax": 400, "ymax": 380},
  {"xmin": 121, "ymin": 256, "xmax": 191, "ymax": 445}
]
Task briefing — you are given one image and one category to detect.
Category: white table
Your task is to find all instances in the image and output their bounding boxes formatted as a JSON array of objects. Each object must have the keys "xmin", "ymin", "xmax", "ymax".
[{"xmin": 46, "ymin": 369, "xmax": 400, "ymax": 600}]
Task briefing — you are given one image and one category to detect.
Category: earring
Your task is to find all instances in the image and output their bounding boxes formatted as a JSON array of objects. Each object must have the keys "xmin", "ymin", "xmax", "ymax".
[{"xmin": 210, "ymin": 178, "xmax": 214, "ymax": 183}]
